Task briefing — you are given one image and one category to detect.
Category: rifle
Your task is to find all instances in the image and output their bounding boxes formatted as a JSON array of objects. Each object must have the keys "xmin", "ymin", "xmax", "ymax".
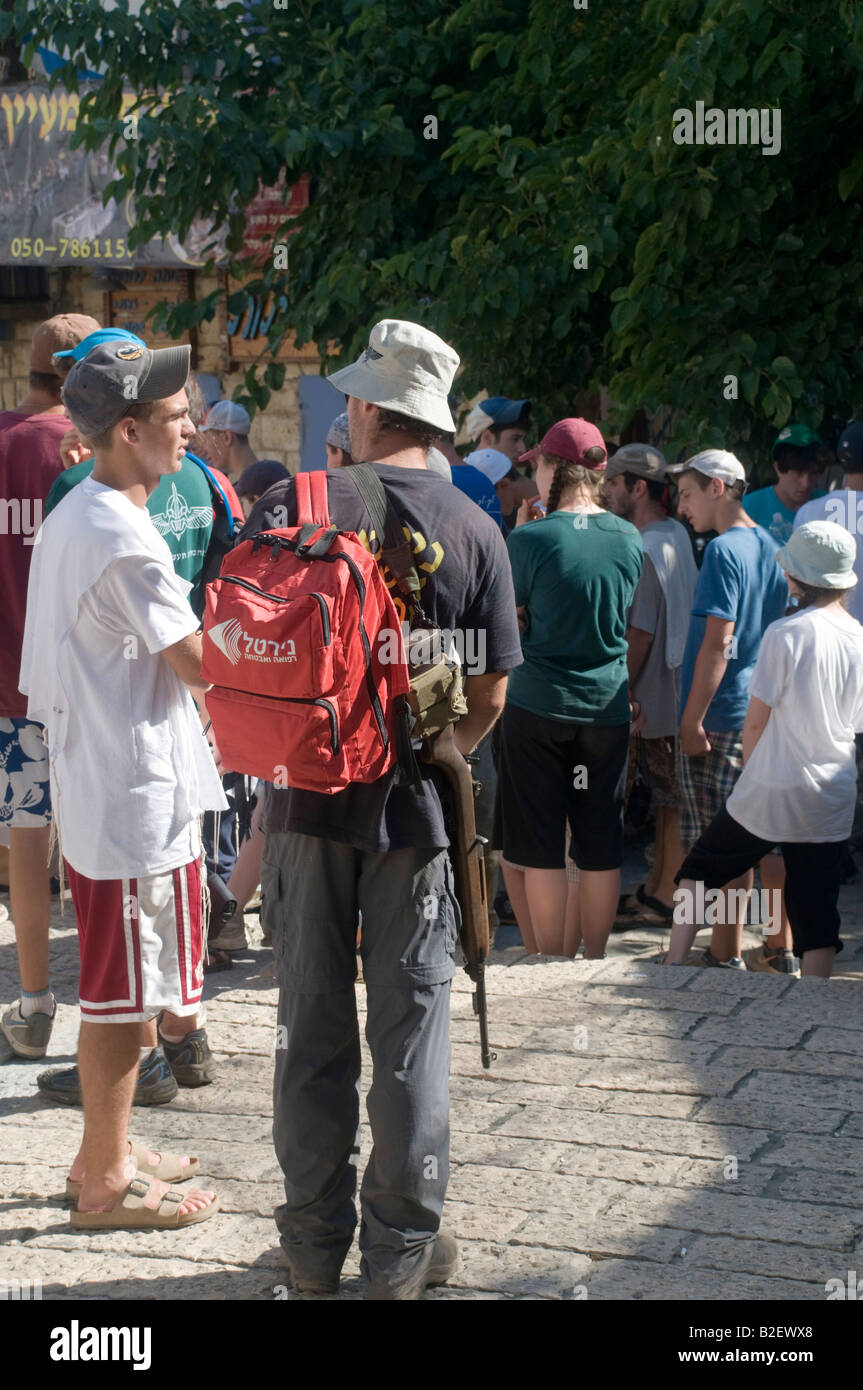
[{"xmin": 421, "ymin": 724, "xmax": 496, "ymax": 1069}]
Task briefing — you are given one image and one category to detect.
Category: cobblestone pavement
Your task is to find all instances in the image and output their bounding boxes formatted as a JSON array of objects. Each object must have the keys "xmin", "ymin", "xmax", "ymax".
[{"xmin": 1, "ymin": 865, "xmax": 862, "ymax": 1301}]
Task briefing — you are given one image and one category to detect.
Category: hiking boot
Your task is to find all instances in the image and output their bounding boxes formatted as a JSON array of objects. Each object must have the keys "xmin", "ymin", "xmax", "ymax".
[
  {"xmin": 37, "ymin": 1045, "xmax": 178, "ymax": 1106},
  {"xmin": 279, "ymin": 1247, "xmax": 341, "ymax": 1296},
  {"xmin": 207, "ymin": 915, "xmax": 248, "ymax": 952},
  {"xmin": 696, "ymin": 948, "xmax": 747, "ymax": 971},
  {"xmin": 1, "ymin": 999, "xmax": 55, "ymax": 1059},
  {"xmin": 364, "ymin": 1230, "xmax": 458, "ymax": 1301},
  {"xmin": 743, "ymin": 944, "xmax": 800, "ymax": 977},
  {"xmin": 158, "ymin": 1025, "xmax": 216, "ymax": 1087}
]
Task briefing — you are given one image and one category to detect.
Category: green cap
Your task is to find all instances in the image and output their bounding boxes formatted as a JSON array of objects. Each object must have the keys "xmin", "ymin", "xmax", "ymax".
[{"xmin": 772, "ymin": 423, "xmax": 820, "ymax": 456}]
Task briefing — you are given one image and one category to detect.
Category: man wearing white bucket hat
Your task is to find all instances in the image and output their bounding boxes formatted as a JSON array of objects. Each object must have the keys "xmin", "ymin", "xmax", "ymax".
[
  {"xmin": 667, "ymin": 520, "xmax": 863, "ymax": 979},
  {"xmin": 243, "ymin": 319, "xmax": 523, "ymax": 1299}
]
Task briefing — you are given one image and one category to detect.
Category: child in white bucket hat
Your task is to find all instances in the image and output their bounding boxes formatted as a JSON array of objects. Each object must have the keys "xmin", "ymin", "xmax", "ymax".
[{"xmin": 666, "ymin": 521, "xmax": 863, "ymax": 978}]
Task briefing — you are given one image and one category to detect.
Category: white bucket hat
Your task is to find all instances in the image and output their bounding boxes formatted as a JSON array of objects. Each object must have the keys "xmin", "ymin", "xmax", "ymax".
[
  {"xmin": 327, "ymin": 319, "xmax": 459, "ymax": 434},
  {"xmin": 775, "ymin": 520, "xmax": 858, "ymax": 589}
]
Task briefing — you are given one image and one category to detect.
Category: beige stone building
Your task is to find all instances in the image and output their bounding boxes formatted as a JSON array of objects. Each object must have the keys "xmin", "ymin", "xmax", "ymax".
[{"xmin": 0, "ymin": 266, "xmax": 316, "ymax": 473}]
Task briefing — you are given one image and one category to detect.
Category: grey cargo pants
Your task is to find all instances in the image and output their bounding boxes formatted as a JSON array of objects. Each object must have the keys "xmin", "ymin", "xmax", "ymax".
[{"xmin": 262, "ymin": 830, "xmax": 459, "ymax": 1294}]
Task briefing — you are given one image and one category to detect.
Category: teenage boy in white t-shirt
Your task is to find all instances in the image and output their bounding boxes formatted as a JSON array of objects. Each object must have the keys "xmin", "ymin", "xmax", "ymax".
[
  {"xmin": 19, "ymin": 341, "xmax": 225, "ymax": 1230},
  {"xmin": 667, "ymin": 521, "xmax": 863, "ymax": 977}
]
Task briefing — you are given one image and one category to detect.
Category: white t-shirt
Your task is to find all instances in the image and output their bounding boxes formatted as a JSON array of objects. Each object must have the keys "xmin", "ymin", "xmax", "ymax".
[
  {"xmin": 727, "ymin": 606, "xmax": 863, "ymax": 842},
  {"xmin": 20, "ymin": 475, "xmax": 227, "ymax": 878},
  {"xmin": 794, "ymin": 490, "xmax": 863, "ymax": 623}
]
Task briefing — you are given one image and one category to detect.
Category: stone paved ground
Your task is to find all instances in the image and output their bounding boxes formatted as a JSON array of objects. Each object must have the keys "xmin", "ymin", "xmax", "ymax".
[{"xmin": 2, "ymin": 862, "xmax": 863, "ymax": 1301}]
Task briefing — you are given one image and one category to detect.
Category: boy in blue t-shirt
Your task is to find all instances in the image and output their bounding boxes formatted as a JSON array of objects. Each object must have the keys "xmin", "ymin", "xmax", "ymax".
[
  {"xmin": 742, "ymin": 423, "xmax": 825, "ymax": 544},
  {"xmin": 668, "ymin": 450, "xmax": 789, "ymax": 968}
]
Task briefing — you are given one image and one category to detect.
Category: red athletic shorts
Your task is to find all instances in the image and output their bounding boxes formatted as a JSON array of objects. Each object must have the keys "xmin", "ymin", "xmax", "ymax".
[{"xmin": 65, "ymin": 859, "xmax": 204, "ymax": 1023}]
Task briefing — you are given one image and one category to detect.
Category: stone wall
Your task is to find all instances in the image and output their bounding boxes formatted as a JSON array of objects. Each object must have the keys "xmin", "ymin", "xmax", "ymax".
[{"xmin": 0, "ymin": 267, "xmax": 313, "ymax": 473}]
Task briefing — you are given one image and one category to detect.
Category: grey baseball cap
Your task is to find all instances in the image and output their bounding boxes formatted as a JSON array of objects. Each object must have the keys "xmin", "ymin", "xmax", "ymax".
[
  {"xmin": 61, "ymin": 341, "xmax": 191, "ymax": 438},
  {"xmin": 326, "ymin": 410, "xmax": 352, "ymax": 452},
  {"xmin": 605, "ymin": 442, "xmax": 668, "ymax": 482}
]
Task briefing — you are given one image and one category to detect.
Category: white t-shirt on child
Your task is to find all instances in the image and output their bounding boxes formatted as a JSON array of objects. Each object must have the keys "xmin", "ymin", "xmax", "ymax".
[
  {"xmin": 20, "ymin": 475, "xmax": 227, "ymax": 878},
  {"xmin": 727, "ymin": 605, "xmax": 863, "ymax": 843}
]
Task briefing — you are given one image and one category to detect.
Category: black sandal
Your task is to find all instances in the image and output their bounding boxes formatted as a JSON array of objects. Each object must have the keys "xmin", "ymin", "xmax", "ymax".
[{"xmin": 635, "ymin": 884, "xmax": 674, "ymax": 921}]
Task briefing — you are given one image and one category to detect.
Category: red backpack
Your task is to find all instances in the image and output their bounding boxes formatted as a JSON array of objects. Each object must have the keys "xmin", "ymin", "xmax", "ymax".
[{"xmin": 201, "ymin": 469, "xmax": 412, "ymax": 793}]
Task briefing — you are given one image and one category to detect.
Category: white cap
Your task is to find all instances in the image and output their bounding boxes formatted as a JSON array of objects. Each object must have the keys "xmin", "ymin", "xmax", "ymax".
[
  {"xmin": 464, "ymin": 402, "xmax": 496, "ymax": 441},
  {"xmin": 327, "ymin": 318, "xmax": 459, "ymax": 434},
  {"xmin": 201, "ymin": 400, "xmax": 252, "ymax": 434},
  {"xmin": 666, "ymin": 448, "xmax": 747, "ymax": 485},
  {"xmin": 464, "ymin": 448, "xmax": 512, "ymax": 486}
]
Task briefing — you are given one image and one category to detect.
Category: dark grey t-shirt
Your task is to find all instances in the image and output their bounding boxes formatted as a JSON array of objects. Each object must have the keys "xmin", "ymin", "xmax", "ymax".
[{"xmin": 243, "ymin": 464, "xmax": 523, "ymax": 852}]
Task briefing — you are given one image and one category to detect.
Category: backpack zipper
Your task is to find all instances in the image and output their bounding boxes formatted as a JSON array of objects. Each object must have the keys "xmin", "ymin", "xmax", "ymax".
[
  {"xmin": 219, "ymin": 576, "xmax": 331, "ymax": 644},
  {"xmin": 285, "ymin": 695, "xmax": 340, "ymax": 753}
]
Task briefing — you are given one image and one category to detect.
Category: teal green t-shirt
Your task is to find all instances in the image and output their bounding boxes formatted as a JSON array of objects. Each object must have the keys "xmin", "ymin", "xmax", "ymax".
[
  {"xmin": 45, "ymin": 456, "xmax": 215, "ymax": 594},
  {"xmin": 506, "ymin": 510, "xmax": 643, "ymax": 724},
  {"xmin": 742, "ymin": 485, "xmax": 826, "ymax": 545}
]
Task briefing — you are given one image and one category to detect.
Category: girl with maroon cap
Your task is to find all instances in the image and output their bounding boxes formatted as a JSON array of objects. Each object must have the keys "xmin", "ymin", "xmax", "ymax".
[{"xmin": 497, "ymin": 419, "xmax": 643, "ymax": 958}]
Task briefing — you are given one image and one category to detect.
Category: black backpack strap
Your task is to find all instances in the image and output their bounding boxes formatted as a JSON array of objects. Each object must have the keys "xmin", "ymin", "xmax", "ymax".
[{"xmin": 345, "ymin": 463, "xmax": 426, "ymax": 614}]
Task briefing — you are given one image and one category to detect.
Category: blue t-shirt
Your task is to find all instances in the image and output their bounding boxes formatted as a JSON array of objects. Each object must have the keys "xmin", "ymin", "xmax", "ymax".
[
  {"xmin": 450, "ymin": 463, "xmax": 503, "ymax": 530},
  {"xmin": 742, "ymin": 485, "xmax": 825, "ymax": 545},
  {"xmin": 679, "ymin": 524, "xmax": 789, "ymax": 732}
]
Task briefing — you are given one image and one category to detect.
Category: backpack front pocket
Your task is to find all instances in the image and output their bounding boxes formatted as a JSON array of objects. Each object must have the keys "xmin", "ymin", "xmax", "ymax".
[
  {"xmin": 205, "ymin": 686, "xmax": 349, "ymax": 791},
  {"xmin": 203, "ymin": 579, "xmax": 335, "ymax": 699}
]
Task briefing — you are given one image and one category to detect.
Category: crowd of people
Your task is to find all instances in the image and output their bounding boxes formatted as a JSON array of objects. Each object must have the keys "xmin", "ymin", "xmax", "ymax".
[{"xmin": 1, "ymin": 308, "xmax": 862, "ymax": 1299}]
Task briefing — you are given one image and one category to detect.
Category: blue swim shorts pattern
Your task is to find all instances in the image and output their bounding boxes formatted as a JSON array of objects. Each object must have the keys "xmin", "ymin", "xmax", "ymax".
[{"xmin": 0, "ymin": 717, "xmax": 51, "ymax": 828}]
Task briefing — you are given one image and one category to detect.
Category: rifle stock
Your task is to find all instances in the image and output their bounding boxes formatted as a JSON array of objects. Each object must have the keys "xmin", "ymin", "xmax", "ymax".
[{"xmin": 421, "ymin": 723, "xmax": 496, "ymax": 1069}]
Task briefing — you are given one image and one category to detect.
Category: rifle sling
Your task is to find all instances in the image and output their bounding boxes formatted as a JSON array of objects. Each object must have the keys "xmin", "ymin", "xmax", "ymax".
[{"xmin": 344, "ymin": 463, "xmax": 424, "ymax": 605}]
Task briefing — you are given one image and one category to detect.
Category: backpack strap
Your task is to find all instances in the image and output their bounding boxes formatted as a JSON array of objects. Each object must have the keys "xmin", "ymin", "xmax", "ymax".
[
  {"xmin": 296, "ymin": 469, "xmax": 331, "ymax": 527},
  {"xmin": 345, "ymin": 463, "xmax": 426, "ymax": 618}
]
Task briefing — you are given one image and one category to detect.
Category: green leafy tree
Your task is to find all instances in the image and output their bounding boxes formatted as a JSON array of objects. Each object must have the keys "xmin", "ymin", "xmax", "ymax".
[{"xmin": 6, "ymin": 0, "xmax": 863, "ymax": 472}]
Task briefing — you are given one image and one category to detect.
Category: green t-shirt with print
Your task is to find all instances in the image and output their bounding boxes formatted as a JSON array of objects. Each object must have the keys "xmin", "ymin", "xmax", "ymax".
[{"xmin": 506, "ymin": 509, "xmax": 643, "ymax": 724}]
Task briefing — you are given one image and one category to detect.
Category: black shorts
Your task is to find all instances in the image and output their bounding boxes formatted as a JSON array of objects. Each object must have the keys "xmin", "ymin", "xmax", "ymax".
[
  {"xmin": 497, "ymin": 702, "xmax": 629, "ymax": 872},
  {"xmin": 676, "ymin": 807, "xmax": 845, "ymax": 958}
]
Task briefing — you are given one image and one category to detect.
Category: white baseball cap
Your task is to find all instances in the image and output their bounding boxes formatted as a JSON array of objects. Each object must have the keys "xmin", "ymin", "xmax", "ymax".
[
  {"xmin": 201, "ymin": 400, "xmax": 252, "ymax": 434},
  {"xmin": 464, "ymin": 448, "xmax": 513, "ymax": 486},
  {"xmin": 666, "ymin": 448, "xmax": 747, "ymax": 485},
  {"xmin": 327, "ymin": 319, "xmax": 459, "ymax": 434}
]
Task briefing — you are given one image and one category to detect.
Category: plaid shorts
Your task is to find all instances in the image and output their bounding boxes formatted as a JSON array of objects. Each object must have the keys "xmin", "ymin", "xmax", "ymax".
[
  {"xmin": 677, "ymin": 730, "xmax": 744, "ymax": 853},
  {"xmin": 625, "ymin": 735, "xmax": 681, "ymax": 810}
]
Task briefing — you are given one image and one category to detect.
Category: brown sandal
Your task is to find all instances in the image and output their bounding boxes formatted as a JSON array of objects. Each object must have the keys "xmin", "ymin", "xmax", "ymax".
[
  {"xmin": 70, "ymin": 1171, "xmax": 219, "ymax": 1230},
  {"xmin": 66, "ymin": 1140, "xmax": 199, "ymax": 1199}
]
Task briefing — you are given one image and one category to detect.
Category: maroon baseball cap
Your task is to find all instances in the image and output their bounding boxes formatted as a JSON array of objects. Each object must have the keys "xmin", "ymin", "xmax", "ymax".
[{"xmin": 519, "ymin": 417, "xmax": 608, "ymax": 470}]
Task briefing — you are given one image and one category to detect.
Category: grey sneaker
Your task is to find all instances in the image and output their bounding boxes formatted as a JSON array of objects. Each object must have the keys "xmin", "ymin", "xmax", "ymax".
[
  {"xmin": 697, "ymin": 948, "xmax": 746, "ymax": 970},
  {"xmin": 1, "ymin": 999, "xmax": 56, "ymax": 1059},
  {"xmin": 742, "ymin": 944, "xmax": 801, "ymax": 976}
]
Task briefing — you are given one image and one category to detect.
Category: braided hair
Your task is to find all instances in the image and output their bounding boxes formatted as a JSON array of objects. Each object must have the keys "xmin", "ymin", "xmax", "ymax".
[{"xmin": 542, "ymin": 447, "xmax": 608, "ymax": 513}]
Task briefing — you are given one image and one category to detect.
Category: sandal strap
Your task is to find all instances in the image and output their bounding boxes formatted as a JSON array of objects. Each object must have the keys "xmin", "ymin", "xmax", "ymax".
[
  {"xmin": 123, "ymin": 1173, "xmax": 185, "ymax": 1215},
  {"xmin": 129, "ymin": 1139, "xmax": 197, "ymax": 1182}
]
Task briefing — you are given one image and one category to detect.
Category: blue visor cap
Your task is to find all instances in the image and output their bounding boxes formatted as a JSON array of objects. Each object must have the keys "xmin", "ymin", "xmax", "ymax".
[
  {"xmin": 53, "ymin": 328, "xmax": 146, "ymax": 362},
  {"xmin": 481, "ymin": 396, "xmax": 532, "ymax": 428}
]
